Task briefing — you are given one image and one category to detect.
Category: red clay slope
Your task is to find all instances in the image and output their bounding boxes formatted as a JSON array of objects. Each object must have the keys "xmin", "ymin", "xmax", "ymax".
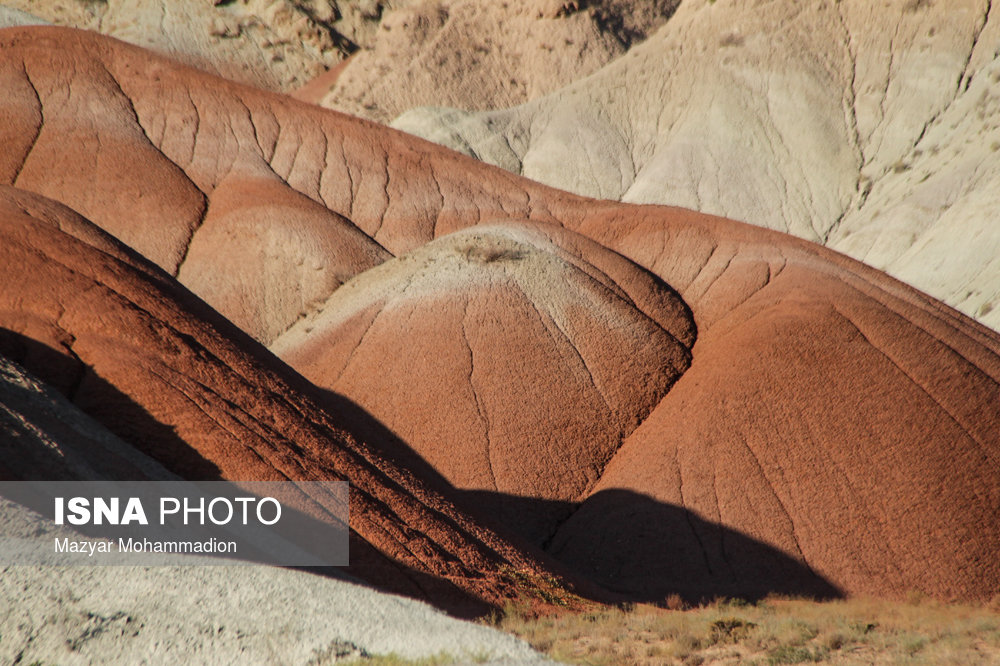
[
  {"xmin": 0, "ymin": 184, "xmax": 587, "ymax": 616},
  {"xmin": 561, "ymin": 208, "xmax": 1000, "ymax": 602},
  {"xmin": 1, "ymin": 27, "xmax": 999, "ymax": 603}
]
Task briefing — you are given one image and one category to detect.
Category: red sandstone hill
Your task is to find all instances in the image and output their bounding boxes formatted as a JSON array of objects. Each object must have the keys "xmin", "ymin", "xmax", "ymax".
[
  {"xmin": 0, "ymin": 185, "xmax": 586, "ymax": 615},
  {"xmin": 1, "ymin": 26, "xmax": 999, "ymax": 604}
]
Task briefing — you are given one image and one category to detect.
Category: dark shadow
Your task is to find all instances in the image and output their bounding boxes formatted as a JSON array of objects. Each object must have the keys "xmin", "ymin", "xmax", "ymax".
[
  {"xmin": 311, "ymin": 391, "xmax": 843, "ymax": 606},
  {"xmin": 545, "ymin": 488, "xmax": 841, "ymax": 604},
  {"xmin": 0, "ymin": 329, "xmax": 223, "ymax": 480},
  {"xmin": 451, "ymin": 488, "xmax": 842, "ymax": 605},
  {"xmin": 0, "ymin": 328, "xmax": 505, "ymax": 616}
]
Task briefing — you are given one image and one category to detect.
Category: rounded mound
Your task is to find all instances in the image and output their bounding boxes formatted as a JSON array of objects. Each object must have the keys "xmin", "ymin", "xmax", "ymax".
[
  {"xmin": 272, "ymin": 221, "xmax": 696, "ymax": 543},
  {"xmin": 563, "ymin": 210, "xmax": 1000, "ymax": 603},
  {"xmin": 177, "ymin": 174, "xmax": 390, "ymax": 345}
]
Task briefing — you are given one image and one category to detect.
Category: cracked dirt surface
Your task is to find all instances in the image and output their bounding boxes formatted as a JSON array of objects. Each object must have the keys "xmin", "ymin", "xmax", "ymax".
[{"xmin": 1, "ymin": 26, "xmax": 999, "ymax": 609}]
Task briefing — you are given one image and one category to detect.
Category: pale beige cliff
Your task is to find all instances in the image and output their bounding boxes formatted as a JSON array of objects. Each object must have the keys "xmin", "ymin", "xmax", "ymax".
[{"xmin": 392, "ymin": 0, "xmax": 1000, "ymax": 330}]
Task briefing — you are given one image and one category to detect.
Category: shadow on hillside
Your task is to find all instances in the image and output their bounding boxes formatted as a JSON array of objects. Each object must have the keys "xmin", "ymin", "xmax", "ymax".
[
  {"xmin": 316, "ymin": 390, "xmax": 843, "ymax": 606},
  {"xmin": 0, "ymin": 329, "xmax": 223, "ymax": 480},
  {"xmin": 0, "ymin": 328, "xmax": 513, "ymax": 617},
  {"xmin": 513, "ymin": 488, "xmax": 841, "ymax": 604},
  {"xmin": 0, "ymin": 326, "xmax": 841, "ymax": 613}
]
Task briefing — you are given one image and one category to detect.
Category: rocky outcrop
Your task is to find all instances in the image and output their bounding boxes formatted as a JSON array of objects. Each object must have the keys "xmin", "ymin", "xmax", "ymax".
[
  {"xmin": 1, "ymin": 0, "xmax": 367, "ymax": 92},
  {"xmin": 310, "ymin": 0, "xmax": 680, "ymax": 123}
]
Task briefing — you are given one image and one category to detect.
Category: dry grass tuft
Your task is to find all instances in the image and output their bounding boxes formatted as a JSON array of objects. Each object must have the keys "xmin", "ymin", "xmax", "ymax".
[
  {"xmin": 904, "ymin": 0, "xmax": 931, "ymax": 12},
  {"xmin": 459, "ymin": 244, "xmax": 527, "ymax": 264},
  {"xmin": 489, "ymin": 595, "xmax": 1000, "ymax": 664}
]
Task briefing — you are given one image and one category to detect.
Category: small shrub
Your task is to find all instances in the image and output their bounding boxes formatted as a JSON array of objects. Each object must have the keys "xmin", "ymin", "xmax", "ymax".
[
  {"xmin": 824, "ymin": 632, "xmax": 846, "ymax": 650},
  {"xmin": 792, "ymin": 621, "xmax": 819, "ymax": 643},
  {"xmin": 902, "ymin": 635, "xmax": 928, "ymax": 656},
  {"xmin": 717, "ymin": 597, "xmax": 752, "ymax": 609},
  {"xmin": 710, "ymin": 617, "xmax": 757, "ymax": 644},
  {"xmin": 849, "ymin": 621, "xmax": 879, "ymax": 636},
  {"xmin": 768, "ymin": 644, "xmax": 828, "ymax": 664},
  {"xmin": 665, "ymin": 593, "xmax": 688, "ymax": 611},
  {"xmin": 460, "ymin": 245, "xmax": 526, "ymax": 263},
  {"xmin": 666, "ymin": 631, "xmax": 703, "ymax": 661},
  {"xmin": 719, "ymin": 32, "xmax": 744, "ymax": 47}
]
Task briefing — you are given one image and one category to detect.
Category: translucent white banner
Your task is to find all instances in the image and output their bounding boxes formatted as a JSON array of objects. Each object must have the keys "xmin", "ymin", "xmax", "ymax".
[{"xmin": 0, "ymin": 481, "xmax": 349, "ymax": 566}]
